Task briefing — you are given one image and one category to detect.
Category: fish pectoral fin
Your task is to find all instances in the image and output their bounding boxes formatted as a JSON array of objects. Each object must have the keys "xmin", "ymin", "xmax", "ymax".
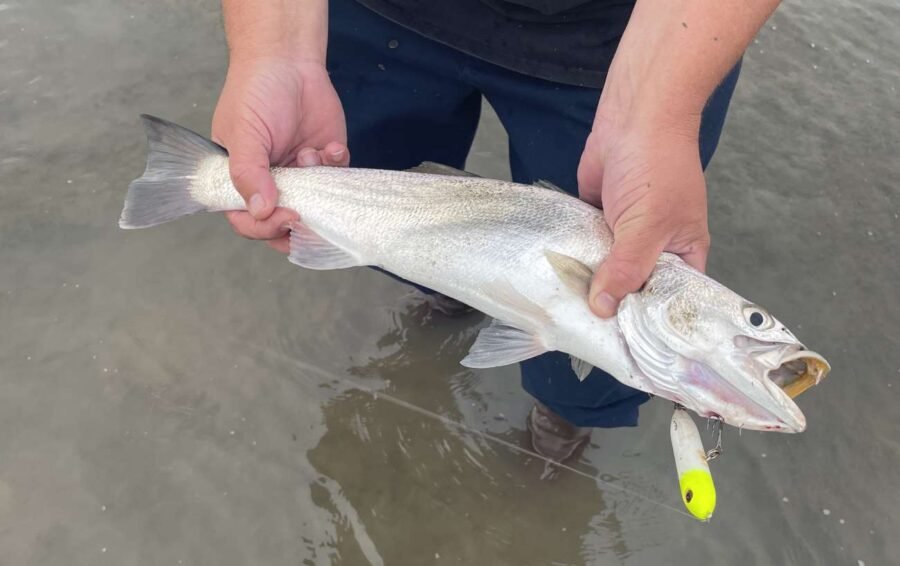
[
  {"xmin": 570, "ymin": 356, "xmax": 594, "ymax": 380},
  {"xmin": 407, "ymin": 162, "xmax": 480, "ymax": 177},
  {"xmin": 544, "ymin": 250, "xmax": 594, "ymax": 297},
  {"xmin": 288, "ymin": 221, "xmax": 364, "ymax": 270},
  {"xmin": 460, "ymin": 319, "xmax": 548, "ymax": 369}
]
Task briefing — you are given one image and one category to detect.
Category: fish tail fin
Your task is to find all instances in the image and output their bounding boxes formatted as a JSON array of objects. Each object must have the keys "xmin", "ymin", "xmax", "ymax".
[{"xmin": 119, "ymin": 115, "xmax": 226, "ymax": 229}]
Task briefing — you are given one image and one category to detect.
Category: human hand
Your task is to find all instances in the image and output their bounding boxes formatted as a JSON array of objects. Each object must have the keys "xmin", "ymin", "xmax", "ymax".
[
  {"xmin": 211, "ymin": 56, "xmax": 349, "ymax": 253},
  {"xmin": 577, "ymin": 112, "xmax": 709, "ymax": 318},
  {"xmin": 572, "ymin": 0, "xmax": 780, "ymax": 319}
]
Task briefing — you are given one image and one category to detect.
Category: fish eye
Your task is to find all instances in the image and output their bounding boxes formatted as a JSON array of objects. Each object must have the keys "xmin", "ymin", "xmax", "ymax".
[
  {"xmin": 750, "ymin": 312, "xmax": 764, "ymax": 327},
  {"xmin": 743, "ymin": 305, "xmax": 773, "ymax": 330}
]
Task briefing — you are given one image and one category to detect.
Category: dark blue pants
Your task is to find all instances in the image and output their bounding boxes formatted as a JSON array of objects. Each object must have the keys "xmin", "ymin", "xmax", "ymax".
[{"xmin": 327, "ymin": 0, "xmax": 741, "ymax": 427}]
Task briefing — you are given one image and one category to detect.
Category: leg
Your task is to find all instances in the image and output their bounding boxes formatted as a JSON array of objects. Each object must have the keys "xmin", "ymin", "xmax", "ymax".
[
  {"xmin": 327, "ymin": 0, "xmax": 482, "ymax": 299},
  {"xmin": 473, "ymin": 60, "xmax": 742, "ymax": 429},
  {"xmin": 327, "ymin": 0, "xmax": 482, "ymax": 171},
  {"xmin": 699, "ymin": 60, "xmax": 742, "ymax": 169}
]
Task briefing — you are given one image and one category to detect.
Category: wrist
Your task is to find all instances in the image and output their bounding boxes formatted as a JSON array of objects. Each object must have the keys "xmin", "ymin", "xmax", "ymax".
[
  {"xmin": 227, "ymin": 51, "xmax": 327, "ymax": 76},
  {"xmin": 222, "ymin": 0, "xmax": 327, "ymax": 66},
  {"xmin": 593, "ymin": 0, "xmax": 773, "ymax": 142},
  {"xmin": 597, "ymin": 55, "xmax": 703, "ymax": 143},
  {"xmin": 594, "ymin": 96, "xmax": 701, "ymax": 150},
  {"xmin": 228, "ymin": 36, "xmax": 327, "ymax": 69},
  {"xmin": 227, "ymin": 35, "xmax": 326, "ymax": 69}
]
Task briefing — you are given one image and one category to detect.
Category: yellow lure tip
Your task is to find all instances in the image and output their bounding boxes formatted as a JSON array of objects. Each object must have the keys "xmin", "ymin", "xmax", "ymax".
[{"xmin": 679, "ymin": 469, "xmax": 717, "ymax": 521}]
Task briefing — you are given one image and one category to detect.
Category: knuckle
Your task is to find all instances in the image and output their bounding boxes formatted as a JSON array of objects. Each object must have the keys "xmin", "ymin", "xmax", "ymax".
[
  {"xmin": 576, "ymin": 159, "xmax": 596, "ymax": 190},
  {"xmin": 225, "ymin": 216, "xmax": 243, "ymax": 234},
  {"xmin": 229, "ymin": 162, "xmax": 260, "ymax": 192},
  {"xmin": 695, "ymin": 234, "xmax": 712, "ymax": 253},
  {"xmin": 576, "ymin": 168, "xmax": 589, "ymax": 191},
  {"xmin": 231, "ymin": 224, "xmax": 254, "ymax": 239},
  {"xmin": 608, "ymin": 257, "xmax": 647, "ymax": 288},
  {"xmin": 226, "ymin": 216, "xmax": 260, "ymax": 240}
]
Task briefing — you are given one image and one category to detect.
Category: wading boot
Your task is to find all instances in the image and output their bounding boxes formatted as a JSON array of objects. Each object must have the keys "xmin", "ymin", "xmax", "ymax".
[
  {"xmin": 423, "ymin": 292, "xmax": 474, "ymax": 317},
  {"xmin": 526, "ymin": 401, "xmax": 592, "ymax": 463}
]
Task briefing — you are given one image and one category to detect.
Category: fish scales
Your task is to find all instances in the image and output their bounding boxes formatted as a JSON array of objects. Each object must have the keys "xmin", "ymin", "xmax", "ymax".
[
  {"xmin": 199, "ymin": 155, "xmax": 614, "ymax": 316},
  {"xmin": 120, "ymin": 116, "xmax": 830, "ymax": 433}
]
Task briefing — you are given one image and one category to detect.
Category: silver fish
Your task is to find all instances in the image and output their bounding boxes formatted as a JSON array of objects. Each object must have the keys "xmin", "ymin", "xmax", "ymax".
[{"xmin": 121, "ymin": 115, "xmax": 830, "ymax": 433}]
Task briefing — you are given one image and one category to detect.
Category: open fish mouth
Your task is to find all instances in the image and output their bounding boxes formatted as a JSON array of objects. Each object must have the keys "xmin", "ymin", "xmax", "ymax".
[
  {"xmin": 722, "ymin": 338, "xmax": 832, "ymax": 431},
  {"xmin": 765, "ymin": 349, "xmax": 830, "ymax": 399}
]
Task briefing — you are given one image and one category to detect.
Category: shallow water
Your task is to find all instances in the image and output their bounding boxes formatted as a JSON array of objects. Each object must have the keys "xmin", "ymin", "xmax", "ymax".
[{"xmin": 1, "ymin": 0, "xmax": 898, "ymax": 564}]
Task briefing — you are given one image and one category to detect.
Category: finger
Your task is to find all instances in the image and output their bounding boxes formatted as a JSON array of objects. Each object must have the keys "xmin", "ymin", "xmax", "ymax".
[
  {"xmin": 225, "ymin": 207, "xmax": 299, "ymax": 241},
  {"xmin": 297, "ymin": 147, "xmax": 322, "ymax": 167},
  {"xmin": 296, "ymin": 143, "xmax": 351, "ymax": 168},
  {"xmin": 266, "ymin": 236, "xmax": 292, "ymax": 255},
  {"xmin": 589, "ymin": 232, "xmax": 666, "ymax": 318},
  {"xmin": 227, "ymin": 143, "xmax": 278, "ymax": 220},
  {"xmin": 320, "ymin": 142, "xmax": 350, "ymax": 167}
]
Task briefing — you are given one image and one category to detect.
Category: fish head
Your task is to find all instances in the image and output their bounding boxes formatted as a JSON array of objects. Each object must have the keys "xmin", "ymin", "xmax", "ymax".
[{"xmin": 617, "ymin": 253, "xmax": 830, "ymax": 433}]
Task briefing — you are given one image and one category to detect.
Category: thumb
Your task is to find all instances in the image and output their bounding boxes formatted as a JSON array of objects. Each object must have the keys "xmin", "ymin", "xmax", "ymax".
[
  {"xmin": 589, "ymin": 232, "xmax": 665, "ymax": 318},
  {"xmin": 225, "ymin": 141, "xmax": 278, "ymax": 220}
]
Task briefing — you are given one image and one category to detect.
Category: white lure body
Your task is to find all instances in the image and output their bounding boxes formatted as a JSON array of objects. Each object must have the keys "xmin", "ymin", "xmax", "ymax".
[{"xmin": 670, "ymin": 406, "xmax": 716, "ymax": 520}]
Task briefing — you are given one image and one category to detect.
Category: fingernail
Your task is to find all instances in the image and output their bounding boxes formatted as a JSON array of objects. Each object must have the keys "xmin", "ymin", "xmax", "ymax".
[
  {"xmin": 248, "ymin": 194, "xmax": 265, "ymax": 217},
  {"xmin": 299, "ymin": 149, "xmax": 319, "ymax": 167},
  {"xmin": 329, "ymin": 148, "xmax": 345, "ymax": 162},
  {"xmin": 591, "ymin": 291, "xmax": 618, "ymax": 317}
]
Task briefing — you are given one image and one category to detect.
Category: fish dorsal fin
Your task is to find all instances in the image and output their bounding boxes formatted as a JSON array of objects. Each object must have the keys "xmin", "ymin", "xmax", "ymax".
[
  {"xmin": 544, "ymin": 250, "xmax": 593, "ymax": 297},
  {"xmin": 460, "ymin": 319, "xmax": 548, "ymax": 369},
  {"xmin": 288, "ymin": 221, "xmax": 364, "ymax": 270},
  {"xmin": 407, "ymin": 161, "xmax": 480, "ymax": 177},
  {"xmin": 533, "ymin": 179, "xmax": 567, "ymax": 193},
  {"xmin": 570, "ymin": 356, "xmax": 594, "ymax": 380}
]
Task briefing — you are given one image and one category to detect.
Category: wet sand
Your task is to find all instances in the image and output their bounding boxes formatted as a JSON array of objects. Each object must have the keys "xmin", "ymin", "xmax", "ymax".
[{"xmin": 1, "ymin": 0, "xmax": 898, "ymax": 564}]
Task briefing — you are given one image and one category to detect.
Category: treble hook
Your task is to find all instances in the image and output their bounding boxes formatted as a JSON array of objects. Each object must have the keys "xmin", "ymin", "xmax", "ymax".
[{"xmin": 705, "ymin": 416, "xmax": 724, "ymax": 461}]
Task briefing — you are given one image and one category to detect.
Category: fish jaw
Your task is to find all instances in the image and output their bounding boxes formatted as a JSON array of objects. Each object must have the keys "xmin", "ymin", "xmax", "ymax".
[
  {"xmin": 671, "ymin": 342, "xmax": 831, "ymax": 432},
  {"xmin": 677, "ymin": 357, "xmax": 808, "ymax": 433}
]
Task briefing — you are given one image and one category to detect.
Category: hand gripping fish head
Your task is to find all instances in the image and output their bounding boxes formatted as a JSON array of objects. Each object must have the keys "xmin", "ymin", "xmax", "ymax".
[{"xmin": 617, "ymin": 254, "xmax": 829, "ymax": 432}]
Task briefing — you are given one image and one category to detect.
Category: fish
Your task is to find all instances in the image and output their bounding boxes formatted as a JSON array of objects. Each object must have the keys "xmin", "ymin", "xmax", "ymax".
[{"xmin": 120, "ymin": 115, "xmax": 830, "ymax": 433}]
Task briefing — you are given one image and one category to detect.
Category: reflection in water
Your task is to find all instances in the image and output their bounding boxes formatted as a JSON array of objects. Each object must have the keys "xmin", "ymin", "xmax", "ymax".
[
  {"xmin": 266, "ymin": 296, "xmax": 678, "ymax": 563},
  {"xmin": 308, "ymin": 475, "xmax": 384, "ymax": 566}
]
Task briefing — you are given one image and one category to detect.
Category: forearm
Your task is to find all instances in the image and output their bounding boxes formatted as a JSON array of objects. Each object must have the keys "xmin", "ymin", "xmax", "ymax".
[
  {"xmin": 600, "ymin": 0, "xmax": 780, "ymax": 132},
  {"xmin": 221, "ymin": 0, "xmax": 328, "ymax": 64}
]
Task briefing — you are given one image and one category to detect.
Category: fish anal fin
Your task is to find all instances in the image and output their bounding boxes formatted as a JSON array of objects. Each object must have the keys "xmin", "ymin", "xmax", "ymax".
[
  {"xmin": 534, "ymin": 179, "xmax": 567, "ymax": 193},
  {"xmin": 407, "ymin": 161, "xmax": 480, "ymax": 177},
  {"xmin": 461, "ymin": 319, "xmax": 548, "ymax": 369},
  {"xmin": 288, "ymin": 221, "xmax": 364, "ymax": 270},
  {"xmin": 571, "ymin": 356, "xmax": 594, "ymax": 381},
  {"xmin": 544, "ymin": 250, "xmax": 593, "ymax": 297}
]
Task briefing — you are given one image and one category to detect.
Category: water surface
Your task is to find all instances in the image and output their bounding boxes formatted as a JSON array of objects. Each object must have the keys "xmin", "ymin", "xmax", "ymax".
[{"xmin": 0, "ymin": 0, "xmax": 898, "ymax": 564}]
